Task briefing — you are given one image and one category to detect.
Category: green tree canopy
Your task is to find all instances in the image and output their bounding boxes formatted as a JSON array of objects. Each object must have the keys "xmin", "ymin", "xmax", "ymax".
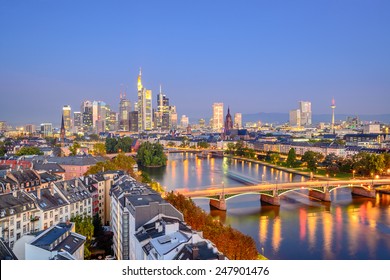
[
  {"xmin": 92, "ymin": 142, "xmax": 106, "ymax": 156},
  {"xmin": 136, "ymin": 142, "xmax": 167, "ymax": 167},
  {"xmin": 286, "ymin": 148, "xmax": 297, "ymax": 167},
  {"xmin": 69, "ymin": 142, "xmax": 81, "ymax": 156},
  {"xmin": 70, "ymin": 215, "xmax": 94, "ymax": 259},
  {"xmin": 105, "ymin": 138, "xmax": 118, "ymax": 154},
  {"xmin": 16, "ymin": 146, "xmax": 43, "ymax": 156},
  {"xmin": 85, "ymin": 153, "xmax": 137, "ymax": 177}
]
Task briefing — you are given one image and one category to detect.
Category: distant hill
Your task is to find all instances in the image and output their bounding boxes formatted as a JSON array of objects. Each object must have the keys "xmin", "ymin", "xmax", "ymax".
[{"xmin": 241, "ymin": 113, "xmax": 390, "ymax": 125}]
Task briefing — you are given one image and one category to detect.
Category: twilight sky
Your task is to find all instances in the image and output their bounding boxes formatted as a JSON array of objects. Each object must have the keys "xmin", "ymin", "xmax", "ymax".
[{"xmin": 1, "ymin": 0, "xmax": 389, "ymax": 126}]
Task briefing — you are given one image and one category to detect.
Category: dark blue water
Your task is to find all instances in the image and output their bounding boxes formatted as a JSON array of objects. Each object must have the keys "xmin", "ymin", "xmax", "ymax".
[{"xmin": 143, "ymin": 153, "xmax": 390, "ymax": 260}]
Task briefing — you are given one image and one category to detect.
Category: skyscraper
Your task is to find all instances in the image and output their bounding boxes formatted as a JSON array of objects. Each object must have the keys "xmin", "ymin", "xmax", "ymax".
[
  {"xmin": 289, "ymin": 109, "xmax": 301, "ymax": 127},
  {"xmin": 299, "ymin": 101, "xmax": 312, "ymax": 126},
  {"xmin": 40, "ymin": 123, "xmax": 53, "ymax": 137},
  {"xmin": 234, "ymin": 113, "xmax": 242, "ymax": 129},
  {"xmin": 180, "ymin": 115, "xmax": 189, "ymax": 128},
  {"xmin": 62, "ymin": 105, "xmax": 72, "ymax": 134},
  {"xmin": 212, "ymin": 103, "xmax": 224, "ymax": 132},
  {"xmin": 157, "ymin": 85, "xmax": 170, "ymax": 130},
  {"xmin": 137, "ymin": 69, "xmax": 152, "ymax": 131},
  {"xmin": 73, "ymin": 112, "xmax": 82, "ymax": 132},
  {"xmin": 119, "ymin": 93, "xmax": 131, "ymax": 131},
  {"xmin": 81, "ymin": 100, "xmax": 93, "ymax": 132}
]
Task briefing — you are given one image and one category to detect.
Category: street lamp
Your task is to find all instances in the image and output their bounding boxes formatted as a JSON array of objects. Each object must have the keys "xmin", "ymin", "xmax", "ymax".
[{"xmin": 352, "ymin": 170, "xmax": 355, "ymax": 179}]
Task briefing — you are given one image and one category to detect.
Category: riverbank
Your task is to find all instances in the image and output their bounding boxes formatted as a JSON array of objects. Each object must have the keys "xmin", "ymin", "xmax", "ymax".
[
  {"xmin": 377, "ymin": 186, "xmax": 390, "ymax": 194},
  {"xmin": 228, "ymin": 155, "xmax": 341, "ymax": 181}
]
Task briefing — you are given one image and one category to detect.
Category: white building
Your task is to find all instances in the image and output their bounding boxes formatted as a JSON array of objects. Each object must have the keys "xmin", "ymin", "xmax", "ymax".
[
  {"xmin": 289, "ymin": 109, "xmax": 301, "ymax": 127},
  {"xmin": 299, "ymin": 101, "xmax": 312, "ymax": 126},
  {"xmin": 212, "ymin": 103, "xmax": 224, "ymax": 132}
]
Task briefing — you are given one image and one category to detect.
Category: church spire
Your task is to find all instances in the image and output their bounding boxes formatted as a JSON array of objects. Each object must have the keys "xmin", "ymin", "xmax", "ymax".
[{"xmin": 60, "ymin": 114, "xmax": 65, "ymax": 145}]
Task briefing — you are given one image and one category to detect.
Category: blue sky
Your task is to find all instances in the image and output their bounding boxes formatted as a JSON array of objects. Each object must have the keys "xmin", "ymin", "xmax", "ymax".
[{"xmin": 1, "ymin": 0, "xmax": 389, "ymax": 125}]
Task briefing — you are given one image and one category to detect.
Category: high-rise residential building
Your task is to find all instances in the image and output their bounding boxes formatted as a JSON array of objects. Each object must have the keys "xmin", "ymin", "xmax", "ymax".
[
  {"xmin": 24, "ymin": 124, "xmax": 36, "ymax": 135},
  {"xmin": 137, "ymin": 69, "xmax": 152, "ymax": 131},
  {"xmin": 212, "ymin": 103, "xmax": 224, "ymax": 132},
  {"xmin": 289, "ymin": 109, "xmax": 301, "ymax": 127},
  {"xmin": 234, "ymin": 113, "xmax": 242, "ymax": 129},
  {"xmin": 73, "ymin": 112, "xmax": 82, "ymax": 132},
  {"xmin": 119, "ymin": 94, "xmax": 131, "ymax": 131},
  {"xmin": 40, "ymin": 123, "xmax": 53, "ymax": 137},
  {"xmin": 62, "ymin": 105, "xmax": 72, "ymax": 134},
  {"xmin": 180, "ymin": 115, "xmax": 189, "ymax": 128},
  {"xmin": 299, "ymin": 101, "xmax": 312, "ymax": 126}
]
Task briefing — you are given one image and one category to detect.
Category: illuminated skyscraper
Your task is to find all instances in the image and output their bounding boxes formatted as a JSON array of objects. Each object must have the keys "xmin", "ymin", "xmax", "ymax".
[
  {"xmin": 119, "ymin": 93, "xmax": 131, "ymax": 131},
  {"xmin": 62, "ymin": 105, "xmax": 71, "ymax": 134},
  {"xmin": 234, "ymin": 113, "xmax": 242, "ymax": 129},
  {"xmin": 289, "ymin": 109, "xmax": 301, "ymax": 127},
  {"xmin": 137, "ymin": 69, "xmax": 152, "ymax": 131},
  {"xmin": 212, "ymin": 103, "xmax": 224, "ymax": 132}
]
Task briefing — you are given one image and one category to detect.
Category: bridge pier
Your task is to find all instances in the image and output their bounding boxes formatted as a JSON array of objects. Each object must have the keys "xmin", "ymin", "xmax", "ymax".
[
  {"xmin": 260, "ymin": 194, "xmax": 280, "ymax": 206},
  {"xmin": 308, "ymin": 190, "xmax": 331, "ymax": 202},
  {"xmin": 209, "ymin": 194, "xmax": 227, "ymax": 211},
  {"xmin": 351, "ymin": 186, "xmax": 376, "ymax": 198}
]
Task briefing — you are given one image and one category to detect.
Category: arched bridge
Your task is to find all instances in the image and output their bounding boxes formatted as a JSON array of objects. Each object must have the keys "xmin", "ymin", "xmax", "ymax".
[{"xmin": 176, "ymin": 179, "xmax": 390, "ymax": 210}]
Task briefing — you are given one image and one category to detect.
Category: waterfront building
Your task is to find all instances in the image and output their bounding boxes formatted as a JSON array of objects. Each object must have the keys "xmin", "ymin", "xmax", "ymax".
[{"xmin": 212, "ymin": 103, "xmax": 224, "ymax": 132}]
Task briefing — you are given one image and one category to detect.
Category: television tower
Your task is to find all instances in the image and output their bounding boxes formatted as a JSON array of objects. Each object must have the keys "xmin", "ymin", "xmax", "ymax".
[{"xmin": 331, "ymin": 97, "xmax": 336, "ymax": 134}]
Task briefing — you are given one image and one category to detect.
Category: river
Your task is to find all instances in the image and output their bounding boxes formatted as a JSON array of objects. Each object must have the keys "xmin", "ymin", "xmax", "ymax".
[{"xmin": 142, "ymin": 153, "xmax": 390, "ymax": 260}]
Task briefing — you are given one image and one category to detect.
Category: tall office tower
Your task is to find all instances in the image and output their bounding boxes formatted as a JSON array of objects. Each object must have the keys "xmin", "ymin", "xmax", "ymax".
[
  {"xmin": 299, "ymin": 101, "xmax": 312, "ymax": 126},
  {"xmin": 40, "ymin": 123, "xmax": 53, "ymax": 137},
  {"xmin": 62, "ymin": 105, "xmax": 72, "ymax": 134},
  {"xmin": 289, "ymin": 109, "xmax": 301, "ymax": 126},
  {"xmin": 81, "ymin": 100, "xmax": 93, "ymax": 132},
  {"xmin": 169, "ymin": 106, "xmax": 178, "ymax": 130},
  {"xmin": 73, "ymin": 112, "xmax": 82, "ymax": 132},
  {"xmin": 156, "ymin": 85, "xmax": 170, "ymax": 130},
  {"xmin": 108, "ymin": 111, "xmax": 118, "ymax": 131},
  {"xmin": 119, "ymin": 93, "xmax": 131, "ymax": 131},
  {"xmin": 224, "ymin": 107, "xmax": 233, "ymax": 136},
  {"xmin": 234, "ymin": 113, "xmax": 242, "ymax": 129},
  {"xmin": 129, "ymin": 111, "xmax": 139, "ymax": 132},
  {"xmin": 199, "ymin": 118, "xmax": 206, "ymax": 128},
  {"xmin": 137, "ymin": 69, "xmax": 152, "ymax": 131},
  {"xmin": 180, "ymin": 115, "xmax": 189, "ymax": 128},
  {"xmin": 331, "ymin": 97, "xmax": 336, "ymax": 134},
  {"xmin": 212, "ymin": 103, "xmax": 224, "ymax": 132},
  {"xmin": 24, "ymin": 124, "xmax": 36, "ymax": 135}
]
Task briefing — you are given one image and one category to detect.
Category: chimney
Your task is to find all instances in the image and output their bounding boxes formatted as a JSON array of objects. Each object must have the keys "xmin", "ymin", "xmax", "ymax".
[
  {"xmin": 50, "ymin": 184, "xmax": 54, "ymax": 196},
  {"xmin": 75, "ymin": 179, "xmax": 78, "ymax": 187},
  {"xmin": 192, "ymin": 246, "xmax": 199, "ymax": 259},
  {"xmin": 63, "ymin": 182, "xmax": 67, "ymax": 191},
  {"xmin": 12, "ymin": 191, "xmax": 17, "ymax": 198},
  {"xmin": 86, "ymin": 177, "xmax": 89, "ymax": 185},
  {"xmin": 37, "ymin": 187, "xmax": 41, "ymax": 199}
]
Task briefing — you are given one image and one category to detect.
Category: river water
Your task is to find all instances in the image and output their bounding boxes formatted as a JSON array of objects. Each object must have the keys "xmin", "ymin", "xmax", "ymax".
[{"xmin": 142, "ymin": 153, "xmax": 390, "ymax": 260}]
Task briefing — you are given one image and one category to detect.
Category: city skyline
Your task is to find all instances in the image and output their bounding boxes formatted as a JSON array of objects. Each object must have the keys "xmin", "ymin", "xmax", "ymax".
[{"xmin": 1, "ymin": 1, "xmax": 390, "ymax": 125}]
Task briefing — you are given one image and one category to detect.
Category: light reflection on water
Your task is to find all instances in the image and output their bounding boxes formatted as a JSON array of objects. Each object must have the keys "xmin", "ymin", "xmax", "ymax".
[{"xmin": 143, "ymin": 153, "xmax": 390, "ymax": 260}]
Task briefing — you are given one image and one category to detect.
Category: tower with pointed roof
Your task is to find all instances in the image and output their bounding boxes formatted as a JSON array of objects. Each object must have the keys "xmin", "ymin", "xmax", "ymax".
[
  {"xmin": 60, "ymin": 114, "xmax": 65, "ymax": 146},
  {"xmin": 224, "ymin": 107, "xmax": 233, "ymax": 138}
]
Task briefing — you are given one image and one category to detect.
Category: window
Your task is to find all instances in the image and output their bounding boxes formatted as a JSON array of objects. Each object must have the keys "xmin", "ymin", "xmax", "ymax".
[
  {"xmin": 50, "ymin": 211, "xmax": 53, "ymax": 218},
  {"xmin": 10, "ymin": 229, "xmax": 14, "ymax": 238},
  {"xmin": 44, "ymin": 223, "xmax": 48, "ymax": 229},
  {"xmin": 65, "ymin": 206, "xmax": 68, "ymax": 213},
  {"xmin": 10, "ymin": 217, "xmax": 14, "ymax": 226},
  {"xmin": 16, "ymin": 213, "xmax": 21, "ymax": 218},
  {"xmin": 60, "ymin": 208, "xmax": 63, "ymax": 215},
  {"xmin": 80, "ymin": 206, "xmax": 83, "ymax": 212},
  {"xmin": 16, "ymin": 221, "xmax": 21, "ymax": 230},
  {"xmin": 44, "ymin": 213, "xmax": 48, "ymax": 219},
  {"xmin": 16, "ymin": 233, "xmax": 21, "ymax": 240},
  {"xmin": 55, "ymin": 215, "xmax": 58, "ymax": 222},
  {"xmin": 50, "ymin": 221, "xmax": 53, "ymax": 227},
  {"xmin": 84, "ymin": 200, "xmax": 87, "ymax": 206},
  {"xmin": 23, "ymin": 225, "xmax": 26, "ymax": 234},
  {"xmin": 23, "ymin": 214, "xmax": 26, "ymax": 222}
]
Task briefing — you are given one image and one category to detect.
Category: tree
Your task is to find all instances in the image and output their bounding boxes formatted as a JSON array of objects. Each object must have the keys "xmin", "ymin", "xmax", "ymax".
[
  {"xmin": 0, "ymin": 142, "xmax": 6, "ymax": 156},
  {"xmin": 85, "ymin": 153, "xmax": 137, "ymax": 177},
  {"xmin": 105, "ymin": 138, "xmax": 118, "ymax": 154},
  {"xmin": 197, "ymin": 141, "xmax": 210, "ymax": 149},
  {"xmin": 71, "ymin": 215, "xmax": 94, "ymax": 259},
  {"xmin": 226, "ymin": 143, "xmax": 236, "ymax": 155},
  {"xmin": 115, "ymin": 137, "xmax": 133, "ymax": 153},
  {"xmin": 323, "ymin": 153, "xmax": 339, "ymax": 168},
  {"xmin": 136, "ymin": 142, "xmax": 167, "ymax": 167},
  {"xmin": 16, "ymin": 146, "xmax": 43, "ymax": 156},
  {"xmin": 286, "ymin": 148, "xmax": 297, "ymax": 167},
  {"xmin": 270, "ymin": 153, "xmax": 280, "ymax": 165},
  {"xmin": 69, "ymin": 142, "xmax": 81, "ymax": 156},
  {"xmin": 92, "ymin": 213, "xmax": 103, "ymax": 237},
  {"xmin": 92, "ymin": 143, "xmax": 106, "ymax": 156},
  {"xmin": 301, "ymin": 151, "xmax": 323, "ymax": 172},
  {"xmin": 167, "ymin": 141, "xmax": 176, "ymax": 147}
]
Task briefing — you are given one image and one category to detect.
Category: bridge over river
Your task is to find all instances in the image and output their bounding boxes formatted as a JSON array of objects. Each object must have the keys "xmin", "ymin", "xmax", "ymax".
[{"xmin": 176, "ymin": 178, "xmax": 390, "ymax": 210}]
